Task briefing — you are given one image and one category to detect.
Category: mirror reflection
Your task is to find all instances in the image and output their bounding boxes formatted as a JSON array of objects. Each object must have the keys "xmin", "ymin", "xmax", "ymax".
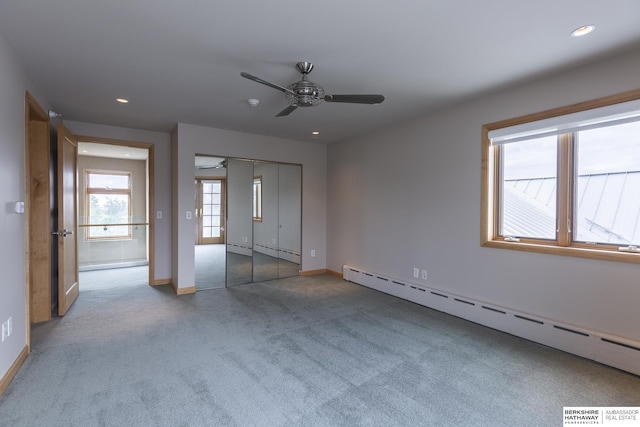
[
  {"xmin": 226, "ymin": 158, "xmax": 254, "ymax": 287},
  {"xmin": 276, "ymin": 163, "xmax": 301, "ymax": 278},
  {"xmin": 252, "ymin": 162, "xmax": 280, "ymax": 282},
  {"xmin": 194, "ymin": 156, "xmax": 301, "ymax": 289},
  {"xmin": 194, "ymin": 156, "xmax": 227, "ymax": 290}
]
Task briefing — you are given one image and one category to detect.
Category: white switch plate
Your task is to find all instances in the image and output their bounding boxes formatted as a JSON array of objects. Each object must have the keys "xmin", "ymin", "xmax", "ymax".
[
  {"xmin": 1, "ymin": 322, "xmax": 6, "ymax": 342},
  {"xmin": 7, "ymin": 317, "xmax": 11, "ymax": 337},
  {"xmin": 421, "ymin": 269, "xmax": 428, "ymax": 280},
  {"xmin": 156, "ymin": 211, "xmax": 163, "ymax": 219},
  {"xmin": 413, "ymin": 268, "xmax": 419, "ymax": 278},
  {"xmin": 311, "ymin": 250, "xmax": 316, "ymax": 257},
  {"xmin": 186, "ymin": 211, "xmax": 192, "ymax": 220}
]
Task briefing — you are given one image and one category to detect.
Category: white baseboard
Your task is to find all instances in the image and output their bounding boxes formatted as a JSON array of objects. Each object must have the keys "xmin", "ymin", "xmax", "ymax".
[{"xmin": 343, "ymin": 265, "xmax": 640, "ymax": 376}]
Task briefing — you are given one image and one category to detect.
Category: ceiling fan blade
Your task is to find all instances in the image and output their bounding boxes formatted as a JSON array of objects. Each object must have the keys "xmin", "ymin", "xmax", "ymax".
[
  {"xmin": 240, "ymin": 72, "xmax": 295, "ymax": 95},
  {"xmin": 276, "ymin": 105, "xmax": 297, "ymax": 117},
  {"xmin": 324, "ymin": 94, "xmax": 385, "ymax": 104}
]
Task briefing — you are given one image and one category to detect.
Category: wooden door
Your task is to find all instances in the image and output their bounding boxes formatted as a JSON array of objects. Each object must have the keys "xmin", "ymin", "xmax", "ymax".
[
  {"xmin": 195, "ymin": 179, "xmax": 225, "ymax": 245},
  {"xmin": 56, "ymin": 124, "xmax": 79, "ymax": 316}
]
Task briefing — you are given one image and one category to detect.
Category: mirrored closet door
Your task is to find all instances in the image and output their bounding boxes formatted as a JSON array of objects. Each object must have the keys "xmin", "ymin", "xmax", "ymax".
[
  {"xmin": 225, "ymin": 158, "xmax": 254, "ymax": 287},
  {"xmin": 225, "ymin": 158, "xmax": 301, "ymax": 287}
]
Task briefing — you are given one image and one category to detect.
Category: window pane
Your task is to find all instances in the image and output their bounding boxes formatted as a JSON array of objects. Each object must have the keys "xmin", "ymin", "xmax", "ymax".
[
  {"xmin": 88, "ymin": 173, "xmax": 129, "ymax": 190},
  {"xmin": 575, "ymin": 121, "xmax": 640, "ymax": 245},
  {"xmin": 89, "ymin": 194, "xmax": 129, "ymax": 224},
  {"xmin": 500, "ymin": 136, "xmax": 557, "ymax": 239},
  {"xmin": 88, "ymin": 225, "xmax": 129, "ymax": 239},
  {"xmin": 253, "ymin": 178, "xmax": 262, "ymax": 219}
]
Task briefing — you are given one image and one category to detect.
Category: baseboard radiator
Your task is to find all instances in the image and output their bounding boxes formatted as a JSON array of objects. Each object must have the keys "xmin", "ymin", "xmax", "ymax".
[{"xmin": 343, "ymin": 265, "xmax": 640, "ymax": 376}]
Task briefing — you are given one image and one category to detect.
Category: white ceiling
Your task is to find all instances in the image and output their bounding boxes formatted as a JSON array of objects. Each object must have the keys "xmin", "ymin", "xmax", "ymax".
[
  {"xmin": 2, "ymin": 1, "xmax": 640, "ymax": 144},
  {"xmin": 78, "ymin": 142, "xmax": 148, "ymax": 160}
]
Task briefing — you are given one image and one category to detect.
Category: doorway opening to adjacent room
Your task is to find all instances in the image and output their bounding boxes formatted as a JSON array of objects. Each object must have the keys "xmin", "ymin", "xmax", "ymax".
[{"xmin": 76, "ymin": 139, "xmax": 153, "ymax": 292}]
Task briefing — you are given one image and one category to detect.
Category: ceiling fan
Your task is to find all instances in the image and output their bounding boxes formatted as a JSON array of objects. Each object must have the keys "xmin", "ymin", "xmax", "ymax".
[{"xmin": 240, "ymin": 61, "xmax": 385, "ymax": 117}]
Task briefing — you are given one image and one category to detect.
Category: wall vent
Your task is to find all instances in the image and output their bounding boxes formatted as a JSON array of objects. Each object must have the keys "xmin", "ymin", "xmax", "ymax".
[
  {"xmin": 342, "ymin": 264, "xmax": 640, "ymax": 376},
  {"xmin": 514, "ymin": 314, "xmax": 544, "ymax": 325},
  {"xmin": 482, "ymin": 306, "xmax": 506, "ymax": 315}
]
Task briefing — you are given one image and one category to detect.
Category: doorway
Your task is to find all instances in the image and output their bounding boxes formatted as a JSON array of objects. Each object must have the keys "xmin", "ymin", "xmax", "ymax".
[
  {"xmin": 76, "ymin": 139, "xmax": 152, "ymax": 292},
  {"xmin": 195, "ymin": 178, "xmax": 225, "ymax": 245}
]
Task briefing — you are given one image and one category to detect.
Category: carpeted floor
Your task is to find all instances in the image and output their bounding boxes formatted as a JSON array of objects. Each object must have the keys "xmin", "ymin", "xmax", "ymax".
[
  {"xmin": 195, "ymin": 244, "xmax": 226, "ymax": 290},
  {"xmin": 1, "ymin": 274, "xmax": 639, "ymax": 426},
  {"xmin": 79, "ymin": 266, "xmax": 149, "ymax": 292}
]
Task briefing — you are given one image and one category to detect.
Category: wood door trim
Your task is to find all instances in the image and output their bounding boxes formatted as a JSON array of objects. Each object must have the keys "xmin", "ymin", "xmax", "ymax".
[{"xmin": 25, "ymin": 92, "xmax": 51, "ymax": 333}]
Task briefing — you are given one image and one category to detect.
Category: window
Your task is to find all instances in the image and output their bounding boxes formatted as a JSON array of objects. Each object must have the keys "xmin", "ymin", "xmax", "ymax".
[
  {"xmin": 253, "ymin": 176, "xmax": 262, "ymax": 221},
  {"xmin": 85, "ymin": 170, "xmax": 132, "ymax": 239},
  {"xmin": 482, "ymin": 90, "xmax": 640, "ymax": 263}
]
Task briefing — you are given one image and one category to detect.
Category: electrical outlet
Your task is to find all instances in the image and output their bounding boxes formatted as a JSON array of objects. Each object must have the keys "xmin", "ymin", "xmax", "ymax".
[
  {"xmin": 421, "ymin": 269, "xmax": 428, "ymax": 280},
  {"xmin": 186, "ymin": 211, "xmax": 192, "ymax": 220},
  {"xmin": 7, "ymin": 317, "xmax": 12, "ymax": 337},
  {"xmin": 413, "ymin": 268, "xmax": 419, "ymax": 278},
  {"xmin": 311, "ymin": 250, "xmax": 316, "ymax": 257},
  {"xmin": 156, "ymin": 211, "xmax": 163, "ymax": 219}
]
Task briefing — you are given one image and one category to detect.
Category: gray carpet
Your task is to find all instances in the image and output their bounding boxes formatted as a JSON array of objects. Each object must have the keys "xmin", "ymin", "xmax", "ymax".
[
  {"xmin": 195, "ymin": 244, "xmax": 226, "ymax": 290},
  {"xmin": 79, "ymin": 266, "xmax": 149, "ymax": 292},
  {"xmin": 1, "ymin": 275, "xmax": 639, "ymax": 426}
]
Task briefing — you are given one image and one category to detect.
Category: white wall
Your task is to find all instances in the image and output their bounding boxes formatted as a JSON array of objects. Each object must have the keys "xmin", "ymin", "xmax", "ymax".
[
  {"xmin": 327, "ymin": 47, "xmax": 640, "ymax": 342},
  {"xmin": 64, "ymin": 121, "xmax": 172, "ymax": 282},
  {"xmin": 172, "ymin": 123, "xmax": 326, "ymax": 289},
  {"xmin": 0, "ymin": 34, "xmax": 50, "ymax": 383}
]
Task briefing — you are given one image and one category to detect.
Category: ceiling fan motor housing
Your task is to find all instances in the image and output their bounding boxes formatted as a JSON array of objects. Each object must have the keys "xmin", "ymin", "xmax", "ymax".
[{"xmin": 286, "ymin": 79, "xmax": 325, "ymax": 107}]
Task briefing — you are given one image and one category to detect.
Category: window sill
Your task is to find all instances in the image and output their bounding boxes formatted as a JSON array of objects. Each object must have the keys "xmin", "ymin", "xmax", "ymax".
[{"xmin": 482, "ymin": 239, "xmax": 640, "ymax": 264}]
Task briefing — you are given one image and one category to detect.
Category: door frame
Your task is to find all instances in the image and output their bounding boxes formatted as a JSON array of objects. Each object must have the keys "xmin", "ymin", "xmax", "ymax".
[
  {"xmin": 25, "ymin": 92, "xmax": 50, "ymax": 348},
  {"xmin": 75, "ymin": 135, "xmax": 156, "ymax": 286},
  {"xmin": 195, "ymin": 177, "xmax": 226, "ymax": 245}
]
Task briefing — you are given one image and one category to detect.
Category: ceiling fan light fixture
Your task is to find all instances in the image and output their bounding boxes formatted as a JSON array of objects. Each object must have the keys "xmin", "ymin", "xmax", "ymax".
[
  {"xmin": 247, "ymin": 98, "xmax": 260, "ymax": 107},
  {"xmin": 285, "ymin": 79, "xmax": 324, "ymax": 107}
]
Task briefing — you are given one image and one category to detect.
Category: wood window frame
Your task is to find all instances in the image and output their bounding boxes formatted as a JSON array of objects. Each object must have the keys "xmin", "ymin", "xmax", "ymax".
[
  {"xmin": 481, "ymin": 88, "xmax": 640, "ymax": 264},
  {"xmin": 84, "ymin": 169, "xmax": 132, "ymax": 240}
]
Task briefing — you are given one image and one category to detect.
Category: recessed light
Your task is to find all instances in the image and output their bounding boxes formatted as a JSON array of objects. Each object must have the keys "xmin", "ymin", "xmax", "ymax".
[
  {"xmin": 571, "ymin": 25, "xmax": 595, "ymax": 37},
  {"xmin": 116, "ymin": 98, "xmax": 129, "ymax": 104},
  {"xmin": 312, "ymin": 131, "xmax": 320, "ymax": 135},
  {"xmin": 124, "ymin": 154, "xmax": 131, "ymax": 157}
]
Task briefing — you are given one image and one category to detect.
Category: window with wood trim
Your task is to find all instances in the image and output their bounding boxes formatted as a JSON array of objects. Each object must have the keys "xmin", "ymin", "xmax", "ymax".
[
  {"xmin": 253, "ymin": 176, "xmax": 262, "ymax": 221},
  {"xmin": 85, "ymin": 170, "xmax": 132, "ymax": 240},
  {"xmin": 482, "ymin": 90, "xmax": 640, "ymax": 263}
]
